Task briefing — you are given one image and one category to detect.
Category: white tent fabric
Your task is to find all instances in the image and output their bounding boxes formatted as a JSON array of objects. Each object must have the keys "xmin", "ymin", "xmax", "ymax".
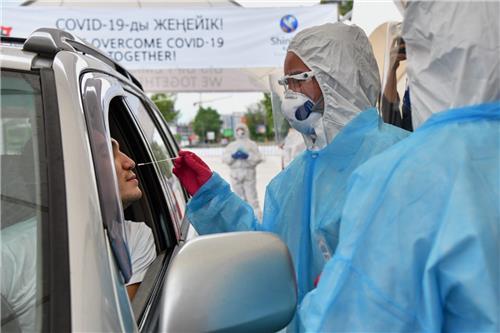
[
  {"xmin": 16, "ymin": 0, "xmax": 320, "ymax": 7},
  {"xmin": 351, "ymin": 0, "xmax": 402, "ymax": 37},
  {"xmin": 14, "ymin": 0, "xmax": 238, "ymax": 7}
]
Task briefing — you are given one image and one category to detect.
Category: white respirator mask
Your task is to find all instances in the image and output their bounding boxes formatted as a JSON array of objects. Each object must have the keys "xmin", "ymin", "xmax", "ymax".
[{"xmin": 281, "ymin": 90, "xmax": 323, "ymax": 135}]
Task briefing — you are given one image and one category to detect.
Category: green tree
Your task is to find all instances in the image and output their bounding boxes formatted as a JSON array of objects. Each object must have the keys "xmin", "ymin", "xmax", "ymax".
[
  {"xmin": 192, "ymin": 106, "xmax": 222, "ymax": 142},
  {"xmin": 245, "ymin": 103, "xmax": 268, "ymax": 142},
  {"xmin": 261, "ymin": 93, "xmax": 275, "ymax": 140},
  {"xmin": 320, "ymin": 0, "xmax": 353, "ymax": 16},
  {"xmin": 339, "ymin": 0, "xmax": 353, "ymax": 16},
  {"xmin": 151, "ymin": 93, "xmax": 179, "ymax": 123},
  {"xmin": 245, "ymin": 93, "xmax": 275, "ymax": 142}
]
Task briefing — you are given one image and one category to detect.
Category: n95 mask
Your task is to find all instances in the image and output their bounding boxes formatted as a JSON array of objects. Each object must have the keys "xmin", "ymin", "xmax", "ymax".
[{"xmin": 282, "ymin": 90, "xmax": 323, "ymax": 135}]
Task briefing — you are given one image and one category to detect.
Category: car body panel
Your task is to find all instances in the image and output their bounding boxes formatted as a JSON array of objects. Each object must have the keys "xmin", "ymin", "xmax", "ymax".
[
  {"xmin": 52, "ymin": 51, "xmax": 129, "ymax": 332},
  {"xmin": 0, "ymin": 47, "xmax": 34, "ymax": 71},
  {"xmin": 161, "ymin": 232, "xmax": 297, "ymax": 332}
]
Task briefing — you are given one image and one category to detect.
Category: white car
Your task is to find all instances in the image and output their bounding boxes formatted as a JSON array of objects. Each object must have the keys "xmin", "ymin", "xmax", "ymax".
[{"xmin": 1, "ymin": 28, "xmax": 296, "ymax": 333}]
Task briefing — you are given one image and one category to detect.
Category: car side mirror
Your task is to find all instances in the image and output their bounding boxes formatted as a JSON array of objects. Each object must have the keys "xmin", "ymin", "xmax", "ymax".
[{"xmin": 160, "ymin": 232, "xmax": 297, "ymax": 332}]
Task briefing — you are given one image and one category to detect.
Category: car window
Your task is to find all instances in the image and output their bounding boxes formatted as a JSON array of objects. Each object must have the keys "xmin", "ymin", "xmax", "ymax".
[
  {"xmin": 107, "ymin": 94, "xmax": 178, "ymax": 250},
  {"xmin": 80, "ymin": 73, "xmax": 138, "ymax": 333},
  {"xmin": 1, "ymin": 70, "xmax": 46, "ymax": 332},
  {"xmin": 107, "ymin": 93, "xmax": 181, "ymax": 329},
  {"xmin": 124, "ymin": 92, "xmax": 186, "ymax": 229}
]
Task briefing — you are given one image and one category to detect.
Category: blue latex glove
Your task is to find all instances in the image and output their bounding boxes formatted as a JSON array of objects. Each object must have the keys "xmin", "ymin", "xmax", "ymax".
[{"xmin": 232, "ymin": 150, "xmax": 249, "ymax": 160}]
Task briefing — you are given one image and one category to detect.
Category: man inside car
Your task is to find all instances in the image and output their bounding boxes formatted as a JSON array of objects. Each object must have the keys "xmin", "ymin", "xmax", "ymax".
[{"xmin": 111, "ymin": 138, "xmax": 156, "ymax": 300}]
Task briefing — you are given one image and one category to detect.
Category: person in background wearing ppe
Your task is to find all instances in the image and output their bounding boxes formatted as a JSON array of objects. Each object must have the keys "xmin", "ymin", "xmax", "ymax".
[
  {"xmin": 300, "ymin": 2, "xmax": 499, "ymax": 332},
  {"xmin": 173, "ymin": 22, "xmax": 409, "ymax": 326},
  {"xmin": 281, "ymin": 127, "xmax": 306, "ymax": 169},
  {"xmin": 222, "ymin": 123, "xmax": 263, "ymax": 218}
]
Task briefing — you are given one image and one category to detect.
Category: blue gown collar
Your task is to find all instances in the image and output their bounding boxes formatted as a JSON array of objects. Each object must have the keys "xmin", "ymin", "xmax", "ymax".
[
  {"xmin": 418, "ymin": 101, "xmax": 500, "ymax": 131},
  {"xmin": 304, "ymin": 108, "xmax": 380, "ymax": 158}
]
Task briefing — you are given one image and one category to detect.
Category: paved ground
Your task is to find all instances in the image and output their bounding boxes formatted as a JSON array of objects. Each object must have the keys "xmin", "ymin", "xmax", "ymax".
[{"xmin": 188, "ymin": 146, "xmax": 283, "ymax": 210}]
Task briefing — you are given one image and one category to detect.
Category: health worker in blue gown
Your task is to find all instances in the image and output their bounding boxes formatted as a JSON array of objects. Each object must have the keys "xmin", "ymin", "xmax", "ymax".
[
  {"xmin": 299, "ymin": 2, "xmax": 500, "ymax": 332},
  {"xmin": 173, "ymin": 22, "xmax": 409, "ymax": 325}
]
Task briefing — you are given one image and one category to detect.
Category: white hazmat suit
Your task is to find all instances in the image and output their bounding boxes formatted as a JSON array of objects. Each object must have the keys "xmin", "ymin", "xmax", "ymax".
[{"xmin": 222, "ymin": 124, "xmax": 263, "ymax": 216}]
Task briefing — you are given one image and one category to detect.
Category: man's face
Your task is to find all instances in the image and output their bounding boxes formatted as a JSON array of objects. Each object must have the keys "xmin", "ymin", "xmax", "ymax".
[
  {"xmin": 112, "ymin": 139, "xmax": 142, "ymax": 208},
  {"xmin": 283, "ymin": 51, "xmax": 322, "ymax": 103}
]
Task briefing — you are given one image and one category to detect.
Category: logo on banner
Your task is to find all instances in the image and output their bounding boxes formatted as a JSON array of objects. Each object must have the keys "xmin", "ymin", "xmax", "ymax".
[
  {"xmin": 1, "ymin": 26, "xmax": 13, "ymax": 37},
  {"xmin": 280, "ymin": 15, "xmax": 298, "ymax": 33}
]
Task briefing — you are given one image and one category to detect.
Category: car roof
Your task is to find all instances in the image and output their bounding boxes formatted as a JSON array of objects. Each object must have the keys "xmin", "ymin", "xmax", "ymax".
[{"xmin": 0, "ymin": 45, "xmax": 37, "ymax": 71}]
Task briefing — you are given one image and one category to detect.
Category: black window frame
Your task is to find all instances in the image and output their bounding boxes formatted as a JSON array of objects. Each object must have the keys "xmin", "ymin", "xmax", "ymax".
[{"xmin": 39, "ymin": 67, "xmax": 71, "ymax": 333}]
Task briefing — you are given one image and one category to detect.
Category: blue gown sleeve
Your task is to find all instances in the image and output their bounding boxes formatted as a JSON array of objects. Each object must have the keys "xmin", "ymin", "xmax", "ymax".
[{"xmin": 186, "ymin": 172, "xmax": 262, "ymax": 234}]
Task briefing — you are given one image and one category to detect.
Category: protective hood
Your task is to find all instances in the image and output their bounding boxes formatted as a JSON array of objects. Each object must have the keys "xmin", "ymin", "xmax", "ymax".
[
  {"xmin": 234, "ymin": 123, "xmax": 250, "ymax": 140},
  {"xmin": 287, "ymin": 22, "xmax": 380, "ymax": 149},
  {"xmin": 402, "ymin": 1, "xmax": 500, "ymax": 129}
]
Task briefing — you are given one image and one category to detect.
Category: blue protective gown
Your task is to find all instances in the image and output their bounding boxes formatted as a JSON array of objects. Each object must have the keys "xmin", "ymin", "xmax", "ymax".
[
  {"xmin": 187, "ymin": 108, "xmax": 409, "ymax": 303},
  {"xmin": 299, "ymin": 102, "xmax": 500, "ymax": 332}
]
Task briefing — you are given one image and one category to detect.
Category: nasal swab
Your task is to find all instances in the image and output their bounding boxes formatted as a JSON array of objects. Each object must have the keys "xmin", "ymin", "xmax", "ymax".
[{"xmin": 136, "ymin": 157, "xmax": 176, "ymax": 167}]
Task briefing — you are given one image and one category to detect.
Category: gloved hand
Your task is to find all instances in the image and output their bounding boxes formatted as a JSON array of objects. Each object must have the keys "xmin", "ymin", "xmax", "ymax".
[
  {"xmin": 173, "ymin": 150, "xmax": 212, "ymax": 196},
  {"xmin": 239, "ymin": 151, "xmax": 249, "ymax": 159},
  {"xmin": 232, "ymin": 150, "xmax": 249, "ymax": 160}
]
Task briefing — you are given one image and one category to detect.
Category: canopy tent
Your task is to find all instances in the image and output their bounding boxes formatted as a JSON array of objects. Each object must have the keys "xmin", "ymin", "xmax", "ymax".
[
  {"xmin": 352, "ymin": 1, "xmax": 406, "ymax": 108},
  {"xmin": 351, "ymin": 0, "xmax": 402, "ymax": 37},
  {"xmin": 4, "ymin": 0, "xmax": 329, "ymax": 92},
  {"xmin": 13, "ymin": 0, "xmax": 320, "ymax": 7}
]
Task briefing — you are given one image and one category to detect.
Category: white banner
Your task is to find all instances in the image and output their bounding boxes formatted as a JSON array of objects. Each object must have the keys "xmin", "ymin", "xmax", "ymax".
[
  {"xmin": 131, "ymin": 67, "xmax": 281, "ymax": 92},
  {"xmin": 2, "ymin": 6, "xmax": 337, "ymax": 70}
]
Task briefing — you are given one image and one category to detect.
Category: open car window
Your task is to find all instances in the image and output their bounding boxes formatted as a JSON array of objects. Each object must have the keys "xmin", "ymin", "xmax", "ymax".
[
  {"xmin": 124, "ymin": 92, "xmax": 186, "ymax": 230},
  {"xmin": 107, "ymin": 91, "xmax": 181, "ymax": 329}
]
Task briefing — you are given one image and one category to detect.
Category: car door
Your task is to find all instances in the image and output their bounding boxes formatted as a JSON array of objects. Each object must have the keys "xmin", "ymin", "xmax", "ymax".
[
  {"xmin": 81, "ymin": 70, "xmax": 191, "ymax": 331},
  {"xmin": 110, "ymin": 87, "xmax": 194, "ymax": 331}
]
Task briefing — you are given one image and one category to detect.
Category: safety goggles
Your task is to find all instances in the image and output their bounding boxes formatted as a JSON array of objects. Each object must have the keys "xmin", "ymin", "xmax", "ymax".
[{"xmin": 277, "ymin": 71, "xmax": 315, "ymax": 91}]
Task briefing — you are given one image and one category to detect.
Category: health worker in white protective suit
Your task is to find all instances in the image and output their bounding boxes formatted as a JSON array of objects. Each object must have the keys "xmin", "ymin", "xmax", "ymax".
[
  {"xmin": 222, "ymin": 123, "xmax": 263, "ymax": 217},
  {"xmin": 299, "ymin": 2, "xmax": 500, "ymax": 332},
  {"xmin": 173, "ymin": 22, "xmax": 409, "ymax": 330}
]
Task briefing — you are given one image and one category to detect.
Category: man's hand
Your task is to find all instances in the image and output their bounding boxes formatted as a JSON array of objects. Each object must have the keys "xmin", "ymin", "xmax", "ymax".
[
  {"xmin": 389, "ymin": 37, "xmax": 406, "ymax": 71},
  {"xmin": 173, "ymin": 150, "xmax": 212, "ymax": 196}
]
